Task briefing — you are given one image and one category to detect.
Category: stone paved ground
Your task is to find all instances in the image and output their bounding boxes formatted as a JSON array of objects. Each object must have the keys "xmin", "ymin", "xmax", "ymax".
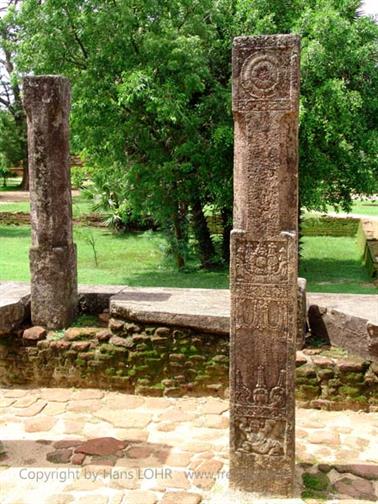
[{"xmin": 0, "ymin": 388, "xmax": 378, "ymax": 503}]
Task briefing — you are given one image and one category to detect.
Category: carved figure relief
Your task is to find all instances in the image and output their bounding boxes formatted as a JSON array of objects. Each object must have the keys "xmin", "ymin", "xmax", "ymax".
[
  {"xmin": 233, "ymin": 239, "xmax": 288, "ymax": 284},
  {"xmin": 236, "ymin": 417, "xmax": 285, "ymax": 456},
  {"xmin": 235, "ymin": 367, "xmax": 287, "ymax": 409}
]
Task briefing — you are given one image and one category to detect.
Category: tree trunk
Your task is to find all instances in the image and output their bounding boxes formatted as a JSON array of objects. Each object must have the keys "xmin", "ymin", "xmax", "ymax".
[
  {"xmin": 19, "ymin": 159, "xmax": 29, "ymax": 190},
  {"xmin": 221, "ymin": 206, "xmax": 232, "ymax": 264},
  {"xmin": 171, "ymin": 200, "xmax": 187, "ymax": 270},
  {"xmin": 191, "ymin": 197, "xmax": 216, "ymax": 269}
]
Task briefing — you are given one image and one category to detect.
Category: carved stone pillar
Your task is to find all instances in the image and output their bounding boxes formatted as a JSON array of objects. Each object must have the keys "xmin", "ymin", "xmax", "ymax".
[
  {"xmin": 230, "ymin": 35, "xmax": 300, "ymax": 496},
  {"xmin": 23, "ymin": 76, "xmax": 77, "ymax": 329}
]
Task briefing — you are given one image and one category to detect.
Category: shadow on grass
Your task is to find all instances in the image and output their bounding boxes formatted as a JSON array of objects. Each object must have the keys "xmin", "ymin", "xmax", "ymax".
[
  {"xmin": 0, "ymin": 226, "xmax": 31, "ymax": 239},
  {"xmin": 300, "ymin": 257, "xmax": 372, "ymax": 282},
  {"xmin": 123, "ymin": 268, "xmax": 229, "ymax": 289}
]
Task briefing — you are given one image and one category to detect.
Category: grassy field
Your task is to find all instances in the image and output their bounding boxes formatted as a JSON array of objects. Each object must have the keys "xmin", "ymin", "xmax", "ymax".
[
  {"xmin": 0, "ymin": 223, "xmax": 376, "ymax": 293},
  {"xmin": 0, "ymin": 196, "xmax": 96, "ymax": 219},
  {"xmin": 300, "ymin": 236, "xmax": 376, "ymax": 294},
  {"xmin": 349, "ymin": 199, "xmax": 378, "ymax": 217},
  {"xmin": 0, "ymin": 225, "xmax": 229, "ymax": 288}
]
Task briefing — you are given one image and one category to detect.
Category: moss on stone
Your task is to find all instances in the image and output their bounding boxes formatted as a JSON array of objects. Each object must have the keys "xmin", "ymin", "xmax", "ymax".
[
  {"xmin": 343, "ymin": 372, "xmax": 365, "ymax": 384},
  {"xmin": 302, "ymin": 472, "xmax": 330, "ymax": 491},
  {"xmin": 296, "ymin": 385, "xmax": 320, "ymax": 400},
  {"xmin": 339, "ymin": 385, "xmax": 362, "ymax": 397}
]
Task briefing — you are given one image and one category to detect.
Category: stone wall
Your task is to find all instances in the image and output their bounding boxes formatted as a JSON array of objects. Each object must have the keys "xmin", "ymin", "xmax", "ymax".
[{"xmin": 0, "ymin": 318, "xmax": 377, "ymax": 411}]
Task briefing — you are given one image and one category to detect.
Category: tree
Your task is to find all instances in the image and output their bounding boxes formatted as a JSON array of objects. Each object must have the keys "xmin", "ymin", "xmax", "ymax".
[
  {"xmin": 14, "ymin": 0, "xmax": 378, "ymax": 267},
  {"xmin": 0, "ymin": 0, "xmax": 28, "ymax": 189}
]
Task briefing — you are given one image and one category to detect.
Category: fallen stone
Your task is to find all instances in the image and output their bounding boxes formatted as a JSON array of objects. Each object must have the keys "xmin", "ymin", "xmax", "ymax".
[
  {"xmin": 71, "ymin": 341, "xmax": 91, "ymax": 351},
  {"xmin": 124, "ymin": 322, "xmax": 141, "ymax": 334},
  {"xmin": 332, "ymin": 476, "xmax": 376, "ymax": 501},
  {"xmin": 98, "ymin": 312, "xmax": 110, "ymax": 324},
  {"xmin": 71, "ymin": 453, "xmax": 86, "ymax": 465},
  {"xmin": 109, "ymin": 319, "xmax": 125, "ymax": 332},
  {"xmin": 64, "ymin": 327, "xmax": 98, "ymax": 341},
  {"xmin": 335, "ymin": 464, "xmax": 378, "ymax": 480},
  {"xmin": 96, "ymin": 329, "xmax": 112, "ymax": 342},
  {"xmin": 23, "ymin": 326, "xmax": 47, "ymax": 342},
  {"xmin": 75, "ymin": 437, "xmax": 127, "ymax": 456},
  {"xmin": 109, "ymin": 335, "xmax": 134, "ymax": 348},
  {"xmin": 338, "ymin": 360, "xmax": 367, "ymax": 372},
  {"xmin": 54, "ymin": 340, "xmax": 71, "ymax": 350},
  {"xmin": 126, "ymin": 445, "xmax": 154, "ymax": 459},
  {"xmin": 46, "ymin": 449, "xmax": 73, "ymax": 464}
]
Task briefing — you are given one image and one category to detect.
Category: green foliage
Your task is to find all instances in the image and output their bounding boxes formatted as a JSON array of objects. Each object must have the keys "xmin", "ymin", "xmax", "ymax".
[
  {"xmin": 8, "ymin": 0, "xmax": 378, "ymax": 266},
  {"xmin": 70, "ymin": 166, "xmax": 88, "ymax": 189}
]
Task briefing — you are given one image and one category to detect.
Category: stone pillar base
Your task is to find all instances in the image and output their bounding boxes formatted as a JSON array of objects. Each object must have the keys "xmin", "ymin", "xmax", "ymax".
[{"xmin": 30, "ymin": 245, "xmax": 77, "ymax": 329}]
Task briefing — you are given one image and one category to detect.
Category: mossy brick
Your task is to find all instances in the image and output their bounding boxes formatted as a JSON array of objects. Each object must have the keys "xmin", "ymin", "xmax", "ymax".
[
  {"xmin": 296, "ymin": 365, "xmax": 317, "ymax": 378},
  {"xmin": 317, "ymin": 368, "xmax": 334, "ymax": 381},
  {"xmin": 172, "ymin": 329, "xmax": 186, "ymax": 339},
  {"xmin": 169, "ymin": 353, "xmax": 186, "ymax": 362},
  {"xmin": 135, "ymin": 343, "xmax": 149, "ymax": 351},
  {"xmin": 140, "ymin": 350, "xmax": 160, "ymax": 358},
  {"xmin": 137, "ymin": 378, "xmax": 151, "ymax": 385},
  {"xmin": 145, "ymin": 357, "xmax": 162, "ymax": 367},
  {"xmin": 328, "ymin": 378, "xmax": 342, "ymax": 388},
  {"xmin": 75, "ymin": 358, "xmax": 86, "ymax": 367},
  {"xmin": 87, "ymin": 360, "xmax": 103, "ymax": 369},
  {"xmin": 78, "ymin": 351, "xmax": 96, "ymax": 361},
  {"xmin": 296, "ymin": 384, "xmax": 320, "ymax": 400},
  {"xmin": 37, "ymin": 340, "xmax": 50, "ymax": 349},
  {"xmin": 151, "ymin": 336, "xmax": 169, "ymax": 345},
  {"xmin": 105, "ymin": 367, "xmax": 116, "ymax": 376},
  {"xmin": 99, "ymin": 344, "xmax": 116, "ymax": 354},
  {"xmin": 155, "ymin": 327, "xmax": 171, "ymax": 337},
  {"xmin": 342, "ymin": 372, "xmax": 365, "ymax": 384},
  {"xmin": 212, "ymin": 355, "xmax": 229, "ymax": 364},
  {"xmin": 124, "ymin": 322, "xmax": 141, "ymax": 334},
  {"xmin": 339, "ymin": 385, "xmax": 362, "ymax": 398},
  {"xmin": 189, "ymin": 355, "xmax": 206, "ymax": 363},
  {"xmin": 164, "ymin": 386, "xmax": 183, "ymax": 397},
  {"xmin": 136, "ymin": 384, "xmax": 164, "ymax": 396},
  {"xmin": 132, "ymin": 334, "xmax": 151, "ymax": 344},
  {"xmin": 296, "ymin": 377, "xmax": 319, "ymax": 386},
  {"xmin": 95, "ymin": 352, "xmax": 113, "ymax": 361}
]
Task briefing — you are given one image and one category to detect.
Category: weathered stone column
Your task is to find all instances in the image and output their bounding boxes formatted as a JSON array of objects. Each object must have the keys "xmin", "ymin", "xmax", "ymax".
[
  {"xmin": 23, "ymin": 76, "xmax": 77, "ymax": 329},
  {"xmin": 230, "ymin": 35, "xmax": 300, "ymax": 496}
]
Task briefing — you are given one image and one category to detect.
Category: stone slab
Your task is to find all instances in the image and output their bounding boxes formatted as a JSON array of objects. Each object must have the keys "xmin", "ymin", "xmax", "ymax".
[
  {"xmin": 110, "ymin": 286, "xmax": 230, "ymax": 334},
  {"xmin": 0, "ymin": 282, "xmax": 30, "ymax": 336},
  {"xmin": 0, "ymin": 281, "xmax": 375, "ymax": 341},
  {"xmin": 308, "ymin": 294, "xmax": 378, "ymax": 361}
]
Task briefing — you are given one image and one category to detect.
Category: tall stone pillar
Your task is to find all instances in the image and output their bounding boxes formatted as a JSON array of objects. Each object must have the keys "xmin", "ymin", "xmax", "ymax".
[
  {"xmin": 23, "ymin": 76, "xmax": 77, "ymax": 329},
  {"xmin": 230, "ymin": 35, "xmax": 300, "ymax": 496}
]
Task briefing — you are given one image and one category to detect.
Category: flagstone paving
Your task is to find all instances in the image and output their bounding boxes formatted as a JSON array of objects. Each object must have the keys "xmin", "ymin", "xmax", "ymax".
[{"xmin": 0, "ymin": 387, "xmax": 378, "ymax": 503}]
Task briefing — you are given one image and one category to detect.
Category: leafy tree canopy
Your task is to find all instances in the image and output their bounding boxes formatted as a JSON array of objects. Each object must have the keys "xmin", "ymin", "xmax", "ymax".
[{"xmin": 10, "ymin": 0, "xmax": 378, "ymax": 266}]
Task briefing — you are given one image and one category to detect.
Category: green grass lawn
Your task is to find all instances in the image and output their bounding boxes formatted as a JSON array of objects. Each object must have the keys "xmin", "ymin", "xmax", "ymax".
[
  {"xmin": 0, "ymin": 177, "xmax": 22, "ymax": 190},
  {"xmin": 350, "ymin": 198, "xmax": 378, "ymax": 217},
  {"xmin": 300, "ymin": 235, "xmax": 376, "ymax": 294},
  {"xmin": 0, "ymin": 224, "xmax": 376, "ymax": 293},
  {"xmin": 0, "ymin": 195, "xmax": 96, "ymax": 219},
  {"xmin": 0, "ymin": 225, "xmax": 229, "ymax": 288}
]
